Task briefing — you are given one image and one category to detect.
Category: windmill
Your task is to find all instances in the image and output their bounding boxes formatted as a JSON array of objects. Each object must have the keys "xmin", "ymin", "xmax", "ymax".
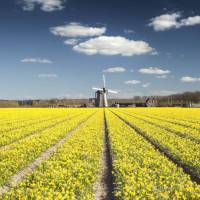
[{"xmin": 92, "ymin": 75, "xmax": 118, "ymax": 107}]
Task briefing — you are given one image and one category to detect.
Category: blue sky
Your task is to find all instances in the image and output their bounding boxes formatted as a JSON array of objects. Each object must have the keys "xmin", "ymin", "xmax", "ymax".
[{"xmin": 0, "ymin": 0, "xmax": 200, "ymax": 99}]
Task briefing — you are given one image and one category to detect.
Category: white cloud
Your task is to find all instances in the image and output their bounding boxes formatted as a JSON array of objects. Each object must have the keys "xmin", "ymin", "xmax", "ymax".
[
  {"xmin": 38, "ymin": 74, "xmax": 57, "ymax": 79},
  {"xmin": 180, "ymin": 16, "xmax": 200, "ymax": 26},
  {"xmin": 149, "ymin": 12, "xmax": 200, "ymax": 31},
  {"xmin": 21, "ymin": 0, "xmax": 66, "ymax": 12},
  {"xmin": 148, "ymin": 13, "xmax": 181, "ymax": 31},
  {"xmin": 142, "ymin": 83, "xmax": 151, "ymax": 88},
  {"xmin": 64, "ymin": 39, "xmax": 79, "ymax": 45},
  {"xmin": 125, "ymin": 80, "xmax": 150, "ymax": 88},
  {"xmin": 156, "ymin": 75, "xmax": 167, "ymax": 79},
  {"xmin": 21, "ymin": 58, "xmax": 52, "ymax": 64},
  {"xmin": 73, "ymin": 36, "xmax": 154, "ymax": 56},
  {"xmin": 50, "ymin": 23, "xmax": 106, "ymax": 38},
  {"xmin": 180, "ymin": 76, "xmax": 200, "ymax": 82},
  {"xmin": 103, "ymin": 67, "xmax": 126, "ymax": 73},
  {"xmin": 139, "ymin": 67, "xmax": 170, "ymax": 75},
  {"xmin": 125, "ymin": 80, "xmax": 141, "ymax": 85}
]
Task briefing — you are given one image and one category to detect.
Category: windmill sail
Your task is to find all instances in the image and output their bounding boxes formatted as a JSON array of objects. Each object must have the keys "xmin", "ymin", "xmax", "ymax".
[
  {"xmin": 108, "ymin": 89, "xmax": 118, "ymax": 94},
  {"xmin": 103, "ymin": 74, "xmax": 106, "ymax": 88},
  {"xmin": 92, "ymin": 87, "xmax": 103, "ymax": 91}
]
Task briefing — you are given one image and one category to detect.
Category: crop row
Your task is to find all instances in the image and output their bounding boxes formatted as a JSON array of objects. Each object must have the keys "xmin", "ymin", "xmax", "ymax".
[
  {"xmin": 0, "ymin": 109, "xmax": 54, "ymax": 125},
  {"xmin": 0, "ymin": 111, "xmax": 83, "ymax": 147},
  {"xmin": 119, "ymin": 110, "xmax": 200, "ymax": 143},
  {"xmin": 126, "ymin": 108, "xmax": 200, "ymax": 128},
  {"xmin": 1, "ymin": 110, "xmax": 104, "ymax": 199},
  {"xmin": 105, "ymin": 110, "xmax": 200, "ymax": 199},
  {"xmin": 0, "ymin": 109, "xmax": 41, "ymax": 124},
  {"xmin": 0, "ymin": 109, "xmax": 77, "ymax": 132},
  {"xmin": 111, "ymin": 109, "xmax": 200, "ymax": 179},
  {"xmin": 0, "ymin": 110, "xmax": 94, "ymax": 186}
]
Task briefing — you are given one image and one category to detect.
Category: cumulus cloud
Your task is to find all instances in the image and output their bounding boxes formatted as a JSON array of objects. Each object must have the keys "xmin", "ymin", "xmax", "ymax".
[
  {"xmin": 149, "ymin": 13, "xmax": 181, "ymax": 31},
  {"xmin": 138, "ymin": 67, "xmax": 170, "ymax": 75},
  {"xmin": 124, "ymin": 80, "xmax": 141, "ymax": 85},
  {"xmin": 50, "ymin": 23, "xmax": 106, "ymax": 38},
  {"xmin": 180, "ymin": 76, "xmax": 200, "ymax": 82},
  {"xmin": 180, "ymin": 16, "xmax": 200, "ymax": 26},
  {"xmin": 21, "ymin": 0, "xmax": 66, "ymax": 12},
  {"xmin": 73, "ymin": 36, "xmax": 154, "ymax": 56},
  {"xmin": 64, "ymin": 39, "xmax": 79, "ymax": 45},
  {"xmin": 103, "ymin": 67, "xmax": 126, "ymax": 73},
  {"xmin": 38, "ymin": 74, "xmax": 57, "ymax": 79},
  {"xmin": 149, "ymin": 12, "xmax": 200, "ymax": 31},
  {"xmin": 142, "ymin": 83, "xmax": 151, "ymax": 88},
  {"xmin": 125, "ymin": 80, "xmax": 151, "ymax": 88},
  {"xmin": 21, "ymin": 58, "xmax": 52, "ymax": 64}
]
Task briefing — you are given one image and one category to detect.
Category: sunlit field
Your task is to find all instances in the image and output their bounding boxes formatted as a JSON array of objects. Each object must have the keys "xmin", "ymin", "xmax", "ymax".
[{"xmin": 0, "ymin": 108, "xmax": 200, "ymax": 199}]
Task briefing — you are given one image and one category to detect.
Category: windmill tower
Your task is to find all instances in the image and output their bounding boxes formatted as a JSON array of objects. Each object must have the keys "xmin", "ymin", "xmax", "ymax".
[{"xmin": 92, "ymin": 75, "xmax": 118, "ymax": 107}]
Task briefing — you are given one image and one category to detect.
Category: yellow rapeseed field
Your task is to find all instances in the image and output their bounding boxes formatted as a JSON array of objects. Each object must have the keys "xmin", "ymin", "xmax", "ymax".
[{"xmin": 0, "ymin": 108, "xmax": 200, "ymax": 199}]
